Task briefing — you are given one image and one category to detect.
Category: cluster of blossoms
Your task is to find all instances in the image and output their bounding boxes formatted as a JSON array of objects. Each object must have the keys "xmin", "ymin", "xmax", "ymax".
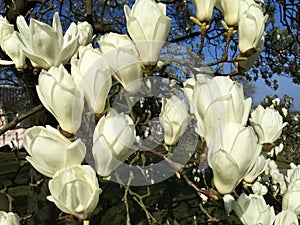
[
  {"xmin": 191, "ymin": 0, "xmax": 268, "ymax": 71},
  {"xmin": 0, "ymin": 0, "xmax": 299, "ymax": 224}
]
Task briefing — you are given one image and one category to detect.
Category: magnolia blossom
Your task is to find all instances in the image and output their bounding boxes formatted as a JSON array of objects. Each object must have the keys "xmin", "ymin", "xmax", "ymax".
[
  {"xmin": 191, "ymin": 0, "xmax": 217, "ymax": 26},
  {"xmin": 77, "ymin": 21, "xmax": 93, "ymax": 46},
  {"xmin": 286, "ymin": 163, "xmax": 300, "ymax": 184},
  {"xmin": 71, "ymin": 45, "xmax": 112, "ymax": 113},
  {"xmin": 1, "ymin": 35, "xmax": 26, "ymax": 69},
  {"xmin": 0, "ymin": 15, "xmax": 14, "ymax": 48},
  {"xmin": 124, "ymin": 0, "xmax": 171, "ymax": 65},
  {"xmin": 244, "ymin": 155, "xmax": 267, "ymax": 183},
  {"xmin": 223, "ymin": 194, "xmax": 235, "ymax": 215},
  {"xmin": 237, "ymin": 34, "xmax": 265, "ymax": 72},
  {"xmin": 93, "ymin": 111, "xmax": 137, "ymax": 177},
  {"xmin": 238, "ymin": 3, "xmax": 268, "ymax": 55},
  {"xmin": 13, "ymin": 12, "xmax": 79, "ymax": 69},
  {"xmin": 192, "ymin": 75, "xmax": 252, "ymax": 143},
  {"xmin": 36, "ymin": 65, "xmax": 84, "ymax": 134},
  {"xmin": 282, "ymin": 179, "xmax": 300, "ymax": 215},
  {"xmin": 270, "ymin": 167, "xmax": 287, "ymax": 195},
  {"xmin": 209, "ymin": 123, "xmax": 261, "ymax": 194},
  {"xmin": 215, "ymin": 0, "xmax": 240, "ymax": 27},
  {"xmin": 233, "ymin": 193, "xmax": 275, "ymax": 225},
  {"xmin": 0, "ymin": 16, "xmax": 25, "ymax": 69},
  {"xmin": 98, "ymin": 32, "xmax": 143, "ymax": 93},
  {"xmin": 250, "ymin": 105, "xmax": 287, "ymax": 145},
  {"xmin": 159, "ymin": 96, "xmax": 190, "ymax": 145},
  {"xmin": 274, "ymin": 210, "xmax": 299, "ymax": 225},
  {"xmin": 251, "ymin": 181, "xmax": 268, "ymax": 196},
  {"xmin": 23, "ymin": 125, "xmax": 86, "ymax": 177},
  {"xmin": 47, "ymin": 165, "xmax": 102, "ymax": 220},
  {"xmin": 0, "ymin": 211, "xmax": 20, "ymax": 225},
  {"xmin": 183, "ymin": 77, "xmax": 196, "ymax": 114}
]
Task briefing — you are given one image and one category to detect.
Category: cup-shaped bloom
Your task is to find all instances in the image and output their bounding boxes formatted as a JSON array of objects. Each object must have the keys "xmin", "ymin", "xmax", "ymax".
[
  {"xmin": 238, "ymin": 3, "xmax": 268, "ymax": 55},
  {"xmin": 270, "ymin": 168, "xmax": 287, "ymax": 195},
  {"xmin": 92, "ymin": 111, "xmax": 137, "ymax": 177},
  {"xmin": 2, "ymin": 35, "xmax": 26, "ymax": 70},
  {"xmin": 23, "ymin": 125, "xmax": 86, "ymax": 178},
  {"xmin": 286, "ymin": 163, "xmax": 300, "ymax": 184},
  {"xmin": 183, "ymin": 77, "xmax": 196, "ymax": 114},
  {"xmin": 77, "ymin": 21, "xmax": 93, "ymax": 46},
  {"xmin": 159, "ymin": 96, "xmax": 190, "ymax": 145},
  {"xmin": 250, "ymin": 105, "xmax": 287, "ymax": 145},
  {"xmin": 233, "ymin": 193, "xmax": 275, "ymax": 225},
  {"xmin": 98, "ymin": 32, "xmax": 143, "ymax": 93},
  {"xmin": 209, "ymin": 123, "xmax": 261, "ymax": 194},
  {"xmin": 71, "ymin": 46, "xmax": 112, "ymax": 114},
  {"xmin": 244, "ymin": 155, "xmax": 267, "ymax": 183},
  {"xmin": 192, "ymin": 75, "xmax": 252, "ymax": 143},
  {"xmin": 124, "ymin": 0, "xmax": 171, "ymax": 65},
  {"xmin": 251, "ymin": 181, "xmax": 268, "ymax": 196},
  {"xmin": 237, "ymin": 35, "xmax": 264, "ymax": 72},
  {"xmin": 0, "ymin": 16, "xmax": 14, "ymax": 48},
  {"xmin": 13, "ymin": 12, "xmax": 79, "ymax": 69},
  {"xmin": 282, "ymin": 180, "xmax": 300, "ymax": 216},
  {"xmin": 191, "ymin": 0, "xmax": 217, "ymax": 26},
  {"xmin": 275, "ymin": 210, "xmax": 299, "ymax": 225},
  {"xmin": 36, "ymin": 64, "xmax": 84, "ymax": 134},
  {"xmin": 47, "ymin": 165, "xmax": 102, "ymax": 220},
  {"xmin": 215, "ymin": 0, "xmax": 240, "ymax": 27},
  {"xmin": 0, "ymin": 211, "xmax": 20, "ymax": 225}
]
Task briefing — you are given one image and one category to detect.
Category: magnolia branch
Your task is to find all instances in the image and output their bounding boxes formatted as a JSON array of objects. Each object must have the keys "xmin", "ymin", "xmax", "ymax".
[
  {"xmin": 0, "ymin": 104, "xmax": 44, "ymax": 136},
  {"xmin": 138, "ymin": 144, "xmax": 213, "ymax": 198}
]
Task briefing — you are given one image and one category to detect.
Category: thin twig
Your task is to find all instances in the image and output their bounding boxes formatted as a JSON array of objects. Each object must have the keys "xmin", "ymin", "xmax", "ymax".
[{"xmin": 0, "ymin": 104, "xmax": 44, "ymax": 136}]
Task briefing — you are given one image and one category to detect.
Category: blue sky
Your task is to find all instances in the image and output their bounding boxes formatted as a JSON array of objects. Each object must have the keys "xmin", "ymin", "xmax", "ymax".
[{"xmin": 253, "ymin": 75, "xmax": 300, "ymax": 111}]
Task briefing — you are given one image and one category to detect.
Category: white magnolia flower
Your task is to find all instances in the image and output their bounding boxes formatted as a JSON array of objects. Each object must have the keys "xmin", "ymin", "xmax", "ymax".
[
  {"xmin": 251, "ymin": 181, "xmax": 268, "ymax": 195},
  {"xmin": 92, "ymin": 111, "xmax": 137, "ymax": 177},
  {"xmin": 223, "ymin": 194, "xmax": 235, "ymax": 215},
  {"xmin": 237, "ymin": 35, "xmax": 265, "ymax": 72},
  {"xmin": 47, "ymin": 165, "xmax": 102, "ymax": 220},
  {"xmin": 36, "ymin": 64, "xmax": 84, "ymax": 134},
  {"xmin": 23, "ymin": 125, "xmax": 86, "ymax": 178},
  {"xmin": 183, "ymin": 77, "xmax": 196, "ymax": 114},
  {"xmin": 233, "ymin": 193, "xmax": 275, "ymax": 225},
  {"xmin": 209, "ymin": 123, "xmax": 261, "ymax": 194},
  {"xmin": 272, "ymin": 97, "xmax": 281, "ymax": 106},
  {"xmin": 0, "ymin": 15, "xmax": 14, "ymax": 48},
  {"xmin": 286, "ymin": 163, "xmax": 300, "ymax": 184},
  {"xmin": 274, "ymin": 210, "xmax": 299, "ymax": 225},
  {"xmin": 13, "ymin": 12, "xmax": 79, "ymax": 69},
  {"xmin": 191, "ymin": 0, "xmax": 217, "ymax": 26},
  {"xmin": 215, "ymin": 0, "xmax": 240, "ymax": 27},
  {"xmin": 124, "ymin": 0, "xmax": 171, "ymax": 65},
  {"xmin": 282, "ymin": 107, "xmax": 288, "ymax": 117},
  {"xmin": 270, "ymin": 168, "xmax": 287, "ymax": 195},
  {"xmin": 244, "ymin": 155, "xmax": 267, "ymax": 183},
  {"xmin": 71, "ymin": 45, "xmax": 112, "ymax": 114},
  {"xmin": 1, "ymin": 35, "xmax": 26, "ymax": 70},
  {"xmin": 192, "ymin": 75, "xmax": 252, "ymax": 143},
  {"xmin": 238, "ymin": 3, "xmax": 267, "ymax": 55},
  {"xmin": 159, "ymin": 96, "xmax": 190, "ymax": 145},
  {"xmin": 282, "ymin": 179, "xmax": 300, "ymax": 216},
  {"xmin": 77, "ymin": 21, "xmax": 93, "ymax": 46},
  {"xmin": 0, "ymin": 211, "xmax": 20, "ymax": 225},
  {"xmin": 250, "ymin": 105, "xmax": 287, "ymax": 145},
  {"xmin": 98, "ymin": 32, "xmax": 143, "ymax": 93}
]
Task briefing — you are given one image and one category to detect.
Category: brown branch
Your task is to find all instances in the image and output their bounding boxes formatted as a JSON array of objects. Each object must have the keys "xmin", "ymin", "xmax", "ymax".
[
  {"xmin": 0, "ymin": 104, "xmax": 44, "ymax": 135},
  {"xmin": 138, "ymin": 143, "xmax": 214, "ymax": 198}
]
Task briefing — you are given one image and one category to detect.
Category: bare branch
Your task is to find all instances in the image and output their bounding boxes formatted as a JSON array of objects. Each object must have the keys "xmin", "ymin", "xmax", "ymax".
[{"xmin": 0, "ymin": 104, "xmax": 44, "ymax": 136}]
